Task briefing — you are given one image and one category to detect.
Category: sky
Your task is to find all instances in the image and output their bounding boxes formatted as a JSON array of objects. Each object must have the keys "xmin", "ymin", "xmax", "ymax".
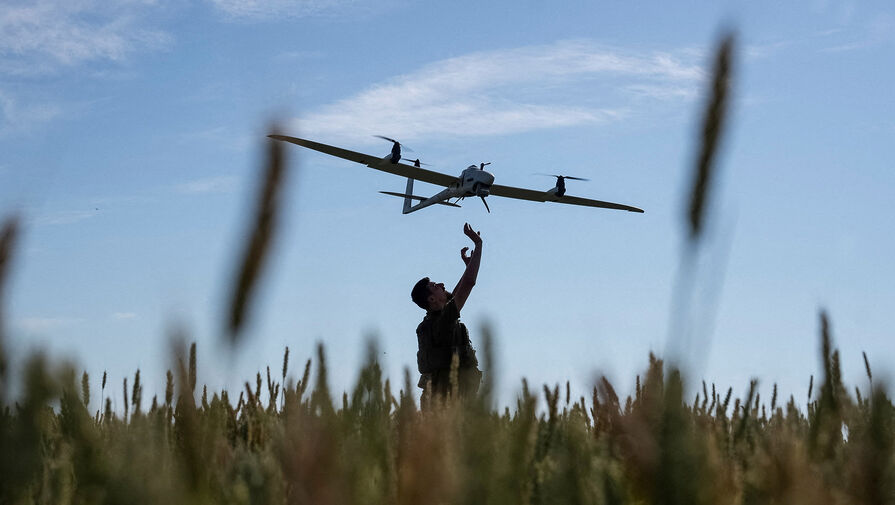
[{"xmin": 2, "ymin": 0, "xmax": 894, "ymax": 411}]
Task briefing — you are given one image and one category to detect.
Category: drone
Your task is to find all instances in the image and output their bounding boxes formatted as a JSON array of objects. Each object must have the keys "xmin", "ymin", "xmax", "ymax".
[{"xmin": 268, "ymin": 134, "xmax": 644, "ymax": 215}]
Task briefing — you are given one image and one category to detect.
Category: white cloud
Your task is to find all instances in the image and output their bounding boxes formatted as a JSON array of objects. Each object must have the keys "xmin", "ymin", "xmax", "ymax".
[
  {"xmin": 818, "ymin": 12, "xmax": 895, "ymax": 53},
  {"xmin": 175, "ymin": 175, "xmax": 239, "ymax": 195},
  {"xmin": 273, "ymin": 49, "xmax": 325, "ymax": 62},
  {"xmin": 34, "ymin": 209, "xmax": 97, "ymax": 226},
  {"xmin": 294, "ymin": 40, "xmax": 704, "ymax": 143},
  {"xmin": 0, "ymin": 90, "xmax": 62, "ymax": 135},
  {"xmin": 624, "ymin": 84, "xmax": 698, "ymax": 100},
  {"xmin": 208, "ymin": 0, "xmax": 363, "ymax": 20},
  {"xmin": 111, "ymin": 312, "xmax": 137, "ymax": 320},
  {"xmin": 90, "ymin": 197, "xmax": 152, "ymax": 208},
  {"xmin": 744, "ymin": 40, "xmax": 792, "ymax": 61},
  {"xmin": 821, "ymin": 40, "xmax": 872, "ymax": 53},
  {"xmin": 17, "ymin": 317, "xmax": 84, "ymax": 332},
  {"xmin": 0, "ymin": 0, "xmax": 170, "ymax": 74}
]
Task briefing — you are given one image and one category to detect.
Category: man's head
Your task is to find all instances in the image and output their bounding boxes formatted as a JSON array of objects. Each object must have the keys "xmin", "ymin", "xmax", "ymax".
[{"xmin": 411, "ymin": 277, "xmax": 449, "ymax": 311}]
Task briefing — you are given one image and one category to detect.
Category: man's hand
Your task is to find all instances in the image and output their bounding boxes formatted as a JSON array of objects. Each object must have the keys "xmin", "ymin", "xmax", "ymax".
[
  {"xmin": 453, "ymin": 223, "xmax": 483, "ymax": 312},
  {"xmin": 460, "ymin": 223, "xmax": 480, "ymax": 264},
  {"xmin": 463, "ymin": 223, "xmax": 482, "ymax": 245}
]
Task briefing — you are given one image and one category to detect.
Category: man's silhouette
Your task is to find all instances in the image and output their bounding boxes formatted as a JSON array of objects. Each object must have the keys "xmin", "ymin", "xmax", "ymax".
[{"xmin": 411, "ymin": 223, "xmax": 483, "ymax": 404}]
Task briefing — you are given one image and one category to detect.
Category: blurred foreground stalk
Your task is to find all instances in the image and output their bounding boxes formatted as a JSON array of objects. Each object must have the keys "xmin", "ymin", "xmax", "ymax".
[
  {"xmin": 687, "ymin": 33, "xmax": 734, "ymax": 244},
  {"xmin": 0, "ymin": 215, "xmax": 19, "ymax": 397},
  {"xmin": 227, "ymin": 126, "xmax": 290, "ymax": 345}
]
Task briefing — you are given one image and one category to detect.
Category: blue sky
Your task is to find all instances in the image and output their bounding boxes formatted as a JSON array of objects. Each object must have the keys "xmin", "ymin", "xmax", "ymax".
[{"xmin": 2, "ymin": 0, "xmax": 894, "ymax": 409}]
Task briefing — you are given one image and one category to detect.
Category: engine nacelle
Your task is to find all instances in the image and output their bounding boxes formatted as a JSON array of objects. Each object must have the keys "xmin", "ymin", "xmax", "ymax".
[{"xmin": 389, "ymin": 143, "xmax": 401, "ymax": 164}]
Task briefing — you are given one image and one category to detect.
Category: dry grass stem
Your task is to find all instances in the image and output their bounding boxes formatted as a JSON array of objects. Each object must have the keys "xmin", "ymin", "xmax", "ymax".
[
  {"xmin": 226, "ymin": 126, "xmax": 289, "ymax": 343},
  {"xmin": 687, "ymin": 33, "xmax": 734, "ymax": 242}
]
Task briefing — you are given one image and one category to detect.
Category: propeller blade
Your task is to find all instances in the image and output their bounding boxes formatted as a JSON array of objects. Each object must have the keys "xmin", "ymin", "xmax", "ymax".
[
  {"xmin": 480, "ymin": 196, "xmax": 491, "ymax": 213},
  {"xmin": 534, "ymin": 173, "xmax": 590, "ymax": 181},
  {"xmin": 402, "ymin": 158, "xmax": 430, "ymax": 166},
  {"xmin": 374, "ymin": 135, "xmax": 414, "ymax": 152},
  {"xmin": 374, "ymin": 135, "xmax": 398, "ymax": 144}
]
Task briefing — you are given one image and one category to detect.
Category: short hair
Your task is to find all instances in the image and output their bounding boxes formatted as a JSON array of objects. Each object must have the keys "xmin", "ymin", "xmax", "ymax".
[{"xmin": 411, "ymin": 277, "xmax": 431, "ymax": 310}]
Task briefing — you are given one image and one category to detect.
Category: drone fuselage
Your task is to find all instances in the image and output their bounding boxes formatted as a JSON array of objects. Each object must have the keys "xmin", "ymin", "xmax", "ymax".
[
  {"xmin": 458, "ymin": 165, "xmax": 495, "ymax": 197},
  {"xmin": 396, "ymin": 165, "xmax": 496, "ymax": 214}
]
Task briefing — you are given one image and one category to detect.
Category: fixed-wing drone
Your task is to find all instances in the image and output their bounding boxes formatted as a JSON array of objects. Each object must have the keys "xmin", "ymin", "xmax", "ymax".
[{"xmin": 268, "ymin": 134, "xmax": 644, "ymax": 214}]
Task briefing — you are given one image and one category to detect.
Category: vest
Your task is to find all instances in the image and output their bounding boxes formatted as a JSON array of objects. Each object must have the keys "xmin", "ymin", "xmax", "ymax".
[{"xmin": 416, "ymin": 300, "xmax": 476, "ymax": 374}]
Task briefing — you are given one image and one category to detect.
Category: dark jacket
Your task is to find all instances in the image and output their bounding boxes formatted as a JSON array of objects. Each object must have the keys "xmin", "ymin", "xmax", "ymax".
[{"xmin": 416, "ymin": 298, "xmax": 478, "ymax": 374}]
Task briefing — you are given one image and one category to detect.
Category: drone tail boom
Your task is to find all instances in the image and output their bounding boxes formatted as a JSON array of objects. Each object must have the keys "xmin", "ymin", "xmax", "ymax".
[
  {"xmin": 403, "ymin": 177, "xmax": 414, "ymax": 213},
  {"xmin": 378, "ymin": 191, "xmax": 461, "ymax": 208},
  {"xmin": 380, "ymin": 177, "xmax": 461, "ymax": 212}
]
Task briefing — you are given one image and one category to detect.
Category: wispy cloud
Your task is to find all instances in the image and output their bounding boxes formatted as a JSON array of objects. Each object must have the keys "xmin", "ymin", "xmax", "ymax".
[
  {"xmin": 34, "ymin": 209, "xmax": 98, "ymax": 226},
  {"xmin": 744, "ymin": 40, "xmax": 792, "ymax": 61},
  {"xmin": 821, "ymin": 40, "xmax": 872, "ymax": 53},
  {"xmin": 0, "ymin": 0, "xmax": 171, "ymax": 74},
  {"xmin": 175, "ymin": 175, "xmax": 239, "ymax": 195},
  {"xmin": 274, "ymin": 49, "xmax": 325, "ymax": 62},
  {"xmin": 208, "ymin": 0, "xmax": 366, "ymax": 20},
  {"xmin": 819, "ymin": 12, "xmax": 895, "ymax": 53},
  {"xmin": 17, "ymin": 316, "xmax": 84, "ymax": 332},
  {"xmin": 178, "ymin": 124, "xmax": 254, "ymax": 152},
  {"xmin": 111, "ymin": 312, "xmax": 137, "ymax": 320},
  {"xmin": 294, "ymin": 40, "xmax": 704, "ymax": 143},
  {"xmin": 90, "ymin": 194, "xmax": 156, "ymax": 207},
  {"xmin": 0, "ymin": 90, "xmax": 62, "ymax": 135}
]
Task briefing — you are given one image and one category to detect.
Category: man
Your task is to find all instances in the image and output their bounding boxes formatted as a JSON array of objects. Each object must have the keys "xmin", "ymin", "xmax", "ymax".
[{"xmin": 411, "ymin": 223, "xmax": 483, "ymax": 403}]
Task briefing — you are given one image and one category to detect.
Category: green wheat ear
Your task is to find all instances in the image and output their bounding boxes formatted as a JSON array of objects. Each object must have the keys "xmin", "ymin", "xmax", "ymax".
[
  {"xmin": 188, "ymin": 342, "xmax": 197, "ymax": 393},
  {"xmin": 687, "ymin": 32, "xmax": 735, "ymax": 243},
  {"xmin": 226, "ymin": 124, "xmax": 289, "ymax": 344},
  {"xmin": 81, "ymin": 371, "xmax": 90, "ymax": 408}
]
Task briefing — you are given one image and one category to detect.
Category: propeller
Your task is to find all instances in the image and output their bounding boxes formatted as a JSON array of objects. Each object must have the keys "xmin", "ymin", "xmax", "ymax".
[
  {"xmin": 374, "ymin": 135, "xmax": 413, "ymax": 152},
  {"xmin": 535, "ymin": 173, "xmax": 588, "ymax": 198},
  {"xmin": 402, "ymin": 158, "xmax": 430, "ymax": 167},
  {"xmin": 535, "ymin": 173, "xmax": 590, "ymax": 181}
]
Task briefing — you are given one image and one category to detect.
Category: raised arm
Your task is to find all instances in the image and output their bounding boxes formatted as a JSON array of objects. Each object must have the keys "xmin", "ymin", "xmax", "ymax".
[{"xmin": 452, "ymin": 223, "xmax": 482, "ymax": 312}]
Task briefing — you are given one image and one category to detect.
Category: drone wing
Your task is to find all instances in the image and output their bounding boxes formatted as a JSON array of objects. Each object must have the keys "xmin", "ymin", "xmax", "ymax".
[
  {"xmin": 489, "ymin": 184, "xmax": 644, "ymax": 213},
  {"xmin": 268, "ymin": 135, "xmax": 457, "ymax": 187}
]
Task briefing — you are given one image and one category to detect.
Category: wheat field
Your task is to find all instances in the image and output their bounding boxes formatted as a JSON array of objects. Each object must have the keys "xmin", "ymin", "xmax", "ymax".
[{"xmin": 1, "ymin": 325, "xmax": 891, "ymax": 505}]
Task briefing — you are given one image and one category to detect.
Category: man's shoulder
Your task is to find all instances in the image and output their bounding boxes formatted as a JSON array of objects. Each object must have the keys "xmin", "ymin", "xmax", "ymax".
[
  {"xmin": 444, "ymin": 298, "xmax": 460, "ymax": 319},
  {"xmin": 430, "ymin": 300, "xmax": 460, "ymax": 320},
  {"xmin": 417, "ymin": 314, "xmax": 434, "ymax": 334}
]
